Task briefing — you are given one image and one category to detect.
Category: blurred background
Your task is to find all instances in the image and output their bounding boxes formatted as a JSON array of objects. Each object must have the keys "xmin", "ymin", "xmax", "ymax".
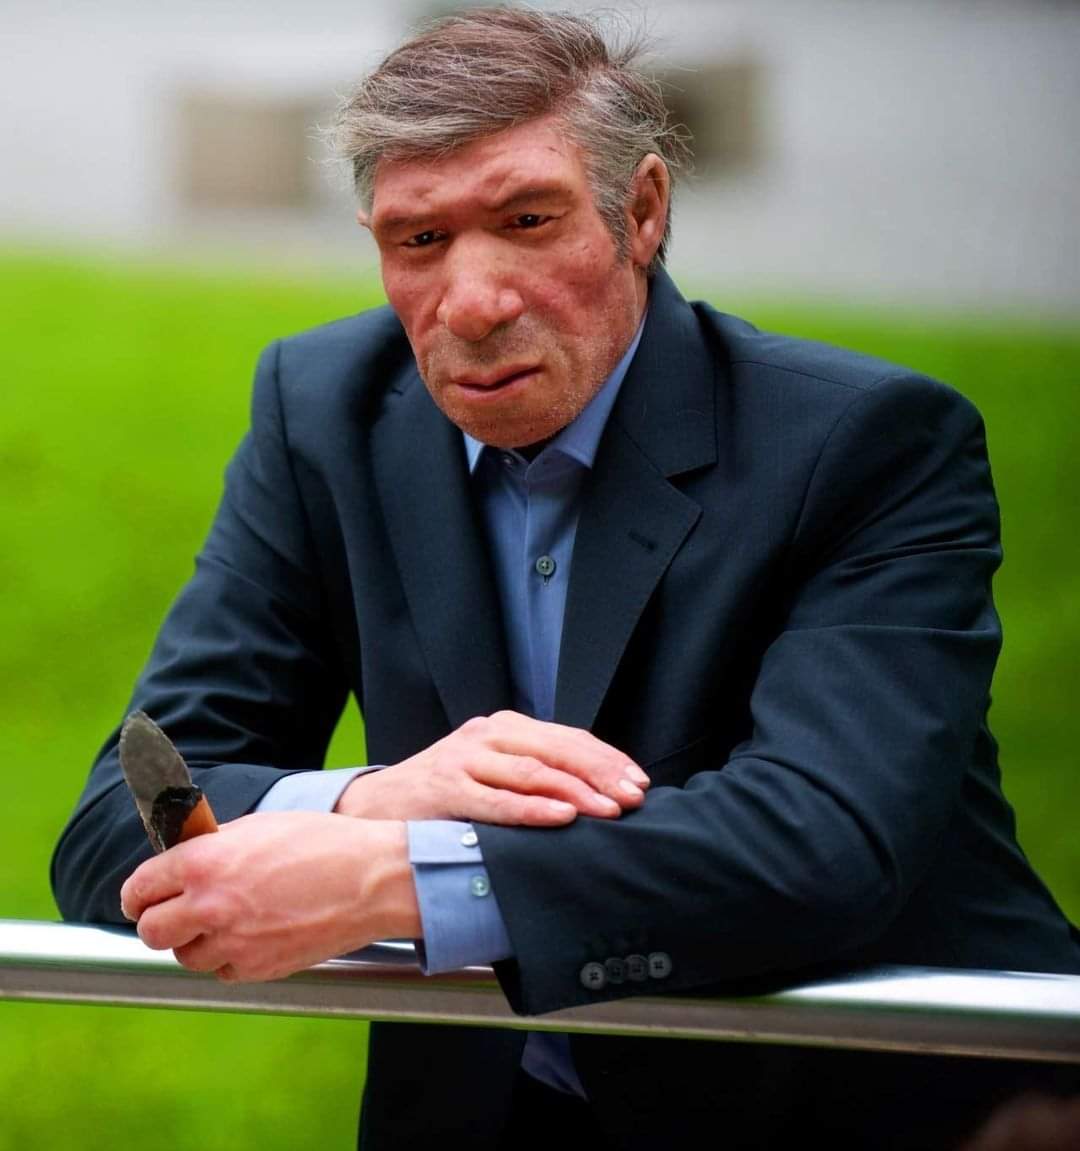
[{"xmin": 2, "ymin": 1, "xmax": 1077, "ymax": 1148}]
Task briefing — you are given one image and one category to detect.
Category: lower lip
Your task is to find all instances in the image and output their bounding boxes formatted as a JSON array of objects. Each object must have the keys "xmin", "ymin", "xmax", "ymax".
[{"xmin": 453, "ymin": 368, "xmax": 539, "ymax": 401}]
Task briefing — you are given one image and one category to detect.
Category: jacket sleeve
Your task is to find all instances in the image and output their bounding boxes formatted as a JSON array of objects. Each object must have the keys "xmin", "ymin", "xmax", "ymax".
[
  {"xmin": 477, "ymin": 373, "xmax": 1004, "ymax": 1015},
  {"xmin": 51, "ymin": 340, "xmax": 349, "ymax": 923}
]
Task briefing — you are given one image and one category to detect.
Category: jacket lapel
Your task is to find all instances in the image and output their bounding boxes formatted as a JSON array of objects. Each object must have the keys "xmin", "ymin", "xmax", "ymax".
[
  {"xmin": 371, "ymin": 372, "xmax": 513, "ymax": 728},
  {"xmin": 371, "ymin": 270, "xmax": 717, "ymax": 736},
  {"xmin": 554, "ymin": 270, "xmax": 717, "ymax": 730}
]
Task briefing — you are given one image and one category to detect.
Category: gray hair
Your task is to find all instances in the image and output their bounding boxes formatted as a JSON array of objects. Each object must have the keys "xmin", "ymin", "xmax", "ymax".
[{"xmin": 333, "ymin": 7, "xmax": 692, "ymax": 267}]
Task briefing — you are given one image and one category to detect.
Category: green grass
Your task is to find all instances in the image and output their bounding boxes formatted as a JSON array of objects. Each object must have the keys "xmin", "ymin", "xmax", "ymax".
[{"xmin": 1, "ymin": 249, "xmax": 1077, "ymax": 1150}]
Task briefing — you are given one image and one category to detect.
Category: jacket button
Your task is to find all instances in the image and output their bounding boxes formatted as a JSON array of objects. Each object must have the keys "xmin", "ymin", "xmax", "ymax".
[
  {"xmin": 604, "ymin": 957, "xmax": 627, "ymax": 984},
  {"xmin": 647, "ymin": 952, "xmax": 673, "ymax": 979},
  {"xmin": 580, "ymin": 962, "xmax": 607, "ymax": 991},
  {"xmin": 625, "ymin": 954, "xmax": 649, "ymax": 982}
]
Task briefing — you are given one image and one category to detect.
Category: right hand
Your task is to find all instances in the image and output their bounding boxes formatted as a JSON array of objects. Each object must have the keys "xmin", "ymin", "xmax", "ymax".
[
  {"xmin": 122, "ymin": 812, "xmax": 419, "ymax": 983},
  {"xmin": 334, "ymin": 710, "xmax": 649, "ymax": 826}
]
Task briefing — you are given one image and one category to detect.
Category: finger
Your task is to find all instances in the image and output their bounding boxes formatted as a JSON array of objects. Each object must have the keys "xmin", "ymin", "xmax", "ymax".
[
  {"xmin": 135, "ymin": 898, "xmax": 205, "ymax": 952},
  {"xmin": 173, "ymin": 933, "xmax": 228, "ymax": 974},
  {"xmin": 484, "ymin": 714, "xmax": 650, "ymax": 802},
  {"xmin": 470, "ymin": 752, "xmax": 624, "ymax": 817},
  {"xmin": 458, "ymin": 778, "xmax": 579, "ymax": 826},
  {"xmin": 120, "ymin": 853, "xmax": 187, "ymax": 921},
  {"xmin": 487, "ymin": 712, "xmax": 647, "ymax": 777}
]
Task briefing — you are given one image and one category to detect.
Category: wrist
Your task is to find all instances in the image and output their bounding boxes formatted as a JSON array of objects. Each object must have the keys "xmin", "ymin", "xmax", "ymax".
[
  {"xmin": 362, "ymin": 819, "xmax": 422, "ymax": 940},
  {"xmin": 335, "ymin": 769, "xmax": 387, "ymax": 819}
]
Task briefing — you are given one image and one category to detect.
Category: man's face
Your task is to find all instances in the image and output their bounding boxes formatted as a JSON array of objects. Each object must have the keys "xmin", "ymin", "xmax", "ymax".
[{"xmin": 368, "ymin": 116, "xmax": 648, "ymax": 448}]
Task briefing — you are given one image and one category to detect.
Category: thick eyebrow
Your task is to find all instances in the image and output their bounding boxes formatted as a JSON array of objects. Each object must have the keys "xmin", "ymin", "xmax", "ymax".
[
  {"xmin": 371, "ymin": 211, "xmax": 438, "ymax": 238},
  {"xmin": 372, "ymin": 184, "xmax": 573, "ymax": 237},
  {"xmin": 486, "ymin": 184, "xmax": 573, "ymax": 215}
]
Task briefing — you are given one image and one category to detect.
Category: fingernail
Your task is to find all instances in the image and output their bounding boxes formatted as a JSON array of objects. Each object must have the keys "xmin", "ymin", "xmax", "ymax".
[
  {"xmin": 625, "ymin": 765, "xmax": 650, "ymax": 787},
  {"xmin": 549, "ymin": 800, "xmax": 576, "ymax": 817},
  {"xmin": 593, "ymin": 795, "xmax": 621, "ymax": 815},
  {"xmin": 618, "ymin": 779, "xmax": 644, "ymax": 799}
]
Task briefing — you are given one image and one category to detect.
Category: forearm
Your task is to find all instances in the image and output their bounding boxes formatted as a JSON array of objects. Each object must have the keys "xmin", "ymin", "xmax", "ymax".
[{"xmin": 259, "ymin": 771, "xmax": 515, "ymax": 971}]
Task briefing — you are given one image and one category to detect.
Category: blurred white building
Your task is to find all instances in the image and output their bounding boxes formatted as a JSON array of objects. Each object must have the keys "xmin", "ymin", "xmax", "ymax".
[{"xmin": 3, "ymin": 0, "xmax": 1078, "ymax": 314}]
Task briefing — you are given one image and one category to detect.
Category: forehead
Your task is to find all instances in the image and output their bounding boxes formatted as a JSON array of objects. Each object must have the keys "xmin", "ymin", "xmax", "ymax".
[{"xmin": 370, "ymin": 116, "xmax": 589, "ymax": 225}]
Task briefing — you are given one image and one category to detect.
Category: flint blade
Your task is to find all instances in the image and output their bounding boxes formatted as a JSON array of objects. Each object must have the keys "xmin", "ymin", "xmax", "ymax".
[{"xmin": 118, "ymin": 711, "xmax": 212, "ymax": 853}]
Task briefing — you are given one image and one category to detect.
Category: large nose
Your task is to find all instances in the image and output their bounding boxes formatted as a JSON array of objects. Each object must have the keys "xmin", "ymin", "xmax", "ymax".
[{"xmin": 436, "ymin": 240, "xmax": 525, "ymax": 342}]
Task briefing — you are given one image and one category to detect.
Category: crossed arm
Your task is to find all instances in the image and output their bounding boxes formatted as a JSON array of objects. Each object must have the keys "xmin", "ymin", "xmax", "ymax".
[
  {"xmin": 63, "ymin": 361, "xmax": 1006, "ymax": 1008},
  {"xmin": 119, "ymin": 712, "xmax": 649, "ymax": 981}
]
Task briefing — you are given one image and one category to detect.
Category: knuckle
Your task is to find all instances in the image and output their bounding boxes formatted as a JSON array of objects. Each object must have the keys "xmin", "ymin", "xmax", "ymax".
[
  {"xmin": 137, "ymin": 918, "xmax": 164, "ymax": 950},
  {"xmin": 514, "ymin": 758, "xmax": 545, "ymax": 787},
  {"xmin": 460, "ymin": 715, "xmax": 488, "ymax": 737},
  {"xmin": 178, "ymin": 851, "xmax": 211, "ymax": 887},
  {"xmin": 489, "ymin": 791, "xmax": 518, "ymax": 821}
]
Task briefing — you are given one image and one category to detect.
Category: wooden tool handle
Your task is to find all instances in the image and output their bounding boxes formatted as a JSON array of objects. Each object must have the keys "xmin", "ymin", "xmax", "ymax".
[
  {"xmin": 178, "ymin": 793, "xmax": 219, "ymax": 842},
  {"xmin": 149, "ymin": 786, "xmax": 220, "ymax": 852}
]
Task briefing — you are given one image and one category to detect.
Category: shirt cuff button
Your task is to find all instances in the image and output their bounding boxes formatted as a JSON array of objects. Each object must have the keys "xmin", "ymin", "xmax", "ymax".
[{"xmin": 469, "ymin": 875, "xmax": 491, "ymax": 898}]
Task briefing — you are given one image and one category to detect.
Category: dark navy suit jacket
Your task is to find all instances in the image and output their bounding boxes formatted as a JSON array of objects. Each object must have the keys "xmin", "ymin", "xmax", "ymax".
[{"xmin": 53, "ymin": 269, "xmax": 1080, "ymax": 1149}]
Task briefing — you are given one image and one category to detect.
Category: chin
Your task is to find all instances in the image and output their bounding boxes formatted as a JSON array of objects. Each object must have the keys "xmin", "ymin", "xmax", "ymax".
[{"xmin": 459, "ymin": 413, "xmax": 564, "ymax": 450}]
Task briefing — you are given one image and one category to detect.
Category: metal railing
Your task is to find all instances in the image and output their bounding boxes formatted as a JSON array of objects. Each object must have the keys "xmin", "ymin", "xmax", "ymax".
[{"xmin": 2, "ymin": 918, "xmax": 1078, "ymax": 1064}]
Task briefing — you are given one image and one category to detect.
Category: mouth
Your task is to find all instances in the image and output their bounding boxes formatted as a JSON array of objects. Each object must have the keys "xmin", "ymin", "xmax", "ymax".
[{"xmin": 451, "ymin": 365, "xmax": 540, "ymax": 395}]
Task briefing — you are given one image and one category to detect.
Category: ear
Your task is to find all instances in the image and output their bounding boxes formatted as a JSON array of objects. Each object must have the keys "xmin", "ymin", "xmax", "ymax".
[
  {"xmin": 626, "ymin": 154, "xmax": 670, "ymax": 268},
  {"xmin": 356, "ymin": 208, "xmax": 372, "ymax": 231}
]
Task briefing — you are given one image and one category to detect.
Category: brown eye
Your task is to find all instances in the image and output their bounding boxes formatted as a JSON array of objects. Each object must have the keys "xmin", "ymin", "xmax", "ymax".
[{"xmin": 405, "ymin": 230, "xmax": 442, "ymax": 248}]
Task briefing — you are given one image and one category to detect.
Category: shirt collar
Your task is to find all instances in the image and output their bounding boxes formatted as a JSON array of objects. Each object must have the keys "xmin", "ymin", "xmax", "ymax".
[{"xmin": 463, "ymin": 309, "xmax": 647, "ymax": 474}]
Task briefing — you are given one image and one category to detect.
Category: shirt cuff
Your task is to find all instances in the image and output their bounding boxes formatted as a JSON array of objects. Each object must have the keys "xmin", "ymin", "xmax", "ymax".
[
  {"xmin": 407, "ymin": 820, "xmax": 514, "ymax": 973},
  {"xmin": 254, "ymin": 766, "xmax": 382, "ymax": 813}
]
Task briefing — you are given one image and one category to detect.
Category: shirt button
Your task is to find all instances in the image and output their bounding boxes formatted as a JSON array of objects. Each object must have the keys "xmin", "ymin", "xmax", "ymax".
[
  {"xmin": 580, "ymin": 962, "xmax": 607, "ymax": 991},
  {"xmin": 469, "ymin": 875, "xmax": 491, "ymax": 898},
  {"xmin": 535, "ymin": 555, "xmax": 557, "ymax": 579},
  {"xmin": 625, "ymin": 954, "xmax": 649, "ymax": 982},
  {"xmin": 460, "ymin": 829, "xmax": 479, "ymax": 848},
  {"xmin": 647, "ymin": 952, "xmax": 673, "ymax": 979}
]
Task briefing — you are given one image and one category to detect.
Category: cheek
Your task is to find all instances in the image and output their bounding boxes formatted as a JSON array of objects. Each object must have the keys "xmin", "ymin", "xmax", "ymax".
[
  {"xmin": 382, "ymin": 269, "xmax": 439, "ymax": 348},
  {"xmin": 532, "ymin": 271, "xmax": 628, "ymax": 341}
]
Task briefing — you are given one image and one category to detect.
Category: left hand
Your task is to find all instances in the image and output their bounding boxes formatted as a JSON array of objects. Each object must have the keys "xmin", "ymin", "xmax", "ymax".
[
  {"xmin": 335, "ymin": 710, "xmax": 649, "ymax": 824},
  {"xmin": 119, "ymin": 812, "xmax": 420, "ymax": 982}
]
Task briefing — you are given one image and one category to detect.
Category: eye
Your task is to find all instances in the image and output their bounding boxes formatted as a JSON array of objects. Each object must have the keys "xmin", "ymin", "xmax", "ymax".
[
  {"xmin": 403, "ymin": 230, "xmax": 444, "ymax": 248},
  {"xmin": 510, "ymin": 213, "xmax": 551, "ymax": 230}
]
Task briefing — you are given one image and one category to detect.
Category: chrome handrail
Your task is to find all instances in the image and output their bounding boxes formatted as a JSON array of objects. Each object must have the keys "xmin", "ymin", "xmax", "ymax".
[{"xmin": 2, "ymin": 919, "xmax": 1078, "ymax": 1063}]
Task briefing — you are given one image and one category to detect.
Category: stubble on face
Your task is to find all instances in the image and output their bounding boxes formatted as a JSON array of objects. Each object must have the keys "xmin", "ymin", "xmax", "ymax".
[
  {"xmin": 417, "ymin": 289, "xmax": 638, "ymax": 449},
  {"xmin": 371, "ymin": 117, "xmax": 652, "ymax": 449}
]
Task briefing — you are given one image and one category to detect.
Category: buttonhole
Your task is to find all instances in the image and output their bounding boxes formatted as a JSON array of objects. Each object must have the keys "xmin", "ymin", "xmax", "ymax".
[{"xmin": 628, "ymin": 529, "xmax": 657, "ymax": 552}]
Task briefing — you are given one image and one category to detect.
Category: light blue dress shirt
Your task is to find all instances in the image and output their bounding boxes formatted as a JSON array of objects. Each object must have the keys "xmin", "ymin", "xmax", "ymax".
[{"xmin": 257, "ymin": 315, "xmax": 645, "ymax": 1096}]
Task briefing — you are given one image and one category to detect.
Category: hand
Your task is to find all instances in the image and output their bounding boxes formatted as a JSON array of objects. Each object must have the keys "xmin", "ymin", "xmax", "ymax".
[
  {"xmin": 119, "ymin": 812, "xmax": 419, "ymax": 981},
  {"xmin": 334, "ymin": 710, "xmax": 650, "ymax": 825}
]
